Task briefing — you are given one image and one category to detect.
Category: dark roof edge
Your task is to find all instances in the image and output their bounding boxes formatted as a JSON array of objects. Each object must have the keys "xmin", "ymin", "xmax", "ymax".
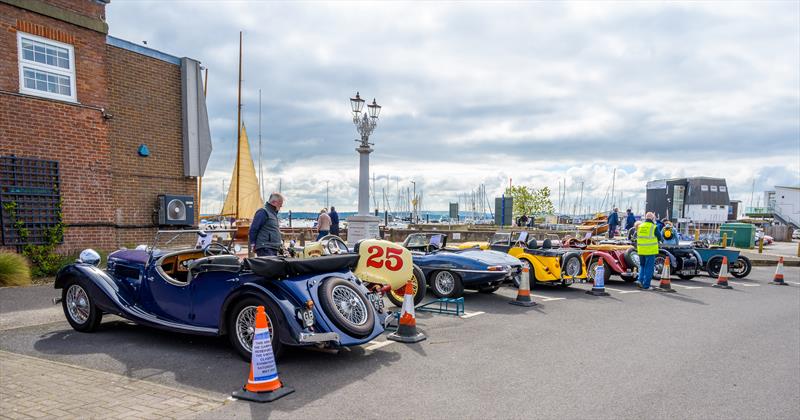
[{"xmin": 1, "ymin": 0, "xmax": 109, "ymax": 34}]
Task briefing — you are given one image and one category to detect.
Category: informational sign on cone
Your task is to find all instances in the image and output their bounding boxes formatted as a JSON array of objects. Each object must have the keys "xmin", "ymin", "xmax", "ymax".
[{"xmin": 250, "ymin": 327, "xmax": 278, "ymax": 384}]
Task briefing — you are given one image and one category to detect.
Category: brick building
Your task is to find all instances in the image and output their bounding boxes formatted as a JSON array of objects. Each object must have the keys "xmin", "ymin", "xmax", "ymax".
[{"xmin": 0, "ymin": 0, "xmax": 211, "ymax": 252}]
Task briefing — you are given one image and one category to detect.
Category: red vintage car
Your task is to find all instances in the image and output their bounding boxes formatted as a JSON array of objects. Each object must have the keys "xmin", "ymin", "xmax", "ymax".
[{"xmin": 563, "ymin": 238, "xmax": 639, "ymax": 283}]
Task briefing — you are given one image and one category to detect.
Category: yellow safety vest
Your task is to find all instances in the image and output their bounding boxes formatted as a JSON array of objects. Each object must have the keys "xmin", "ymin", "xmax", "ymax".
[{"xmin": 637, "ymin": 221, "xmax": 659, "ymax": 256}]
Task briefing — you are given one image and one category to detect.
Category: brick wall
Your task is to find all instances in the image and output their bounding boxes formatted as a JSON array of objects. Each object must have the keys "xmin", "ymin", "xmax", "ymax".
[
  {"xmin": 1, "ymin": 0, "xmax": 197, "ymax": 252},
  {"xmin": 107, "ymin": 44, "xmax": 197, "ymax": 247},
  {"xmin": 0, "ymin": 2, "xmax": 115, "ymax": 252}
]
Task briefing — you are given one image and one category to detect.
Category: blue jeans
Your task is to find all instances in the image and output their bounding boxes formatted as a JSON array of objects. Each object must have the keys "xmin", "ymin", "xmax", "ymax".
[
  {"xmin": 316, "ymin": 230, "xmax": 330, "ymax": 240},
  {"xmin": 638, "ymin": 254, "xmax": 656, "ymax": 288}
]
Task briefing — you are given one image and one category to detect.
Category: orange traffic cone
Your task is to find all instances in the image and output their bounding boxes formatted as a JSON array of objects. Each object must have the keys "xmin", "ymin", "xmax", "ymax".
[
  {"xmin": 388, "ymin": 280, "xmax": 426, "ymax": 343},
  {"xmin": 510, "ymin": 267, "xmax": 537, "ymax": 306},
  {"xmin": 232, "ymin": 306, "xmax": 295, "ymax": 402},
  {"xmin": 712, "ymin": 256, "xmax": 733, "ymax": 289},
  {"xmin": 770, "ymin": 257, "xmax": 787, "ymax": 285},
  {"xmin": 655, "ymin": 257, "xmax": 676, "ymax": 293}
]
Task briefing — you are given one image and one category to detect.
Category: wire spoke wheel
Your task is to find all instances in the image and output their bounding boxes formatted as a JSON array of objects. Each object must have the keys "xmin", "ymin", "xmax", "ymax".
[
  {"xmin": 565, "ymin": 258, "xmax": 581, "ymax": 277},
  {"xmin": 66, "ymin": 284, "xmax": 90, "ymax": 324},
  {"xmin": 332, "ymin": 285, "xmax": 368, "ymax": 326},
  {"xmin": 434, "ymin": 271, "xmax": 456, "ymax": 295},
  {"xmin": 389, "ymin": 275, "xmax": 418, "ymax": 304},
  {"xmin": 235, "ymin": 305, "xmax": 274, "ymax": 353}
]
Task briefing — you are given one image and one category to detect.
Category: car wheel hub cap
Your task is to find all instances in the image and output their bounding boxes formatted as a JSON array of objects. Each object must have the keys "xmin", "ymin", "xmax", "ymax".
[
  {"xmin": 236, "ymin": 305, "xmax": 273, "ymax": 353},
  {"xmin": 332, "ymin": 285, "xmax": 367, "ymax": 326},
  {"xmin": 436, "ymin": 272, "xmax": 455, "ymax": 294},
  {"xmin": 66, "ymin": 285, "xmax": 90, "ymax": 324}
]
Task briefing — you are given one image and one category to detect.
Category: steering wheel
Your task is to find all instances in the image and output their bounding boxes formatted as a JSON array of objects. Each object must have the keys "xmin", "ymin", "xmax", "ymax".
[
  {"xmin": 318, "ymin": 234, "xmax": 348, "ymax": 255},
  {"xmin": 204, "ymin": 242, "xmax": 231, "ymax": 256}
]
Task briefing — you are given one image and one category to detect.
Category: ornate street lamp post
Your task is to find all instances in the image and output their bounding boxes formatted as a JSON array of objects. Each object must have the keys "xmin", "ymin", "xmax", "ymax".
[{"xmin": 346, "ymin": 92, "xmax": 382, "ymax": 245}]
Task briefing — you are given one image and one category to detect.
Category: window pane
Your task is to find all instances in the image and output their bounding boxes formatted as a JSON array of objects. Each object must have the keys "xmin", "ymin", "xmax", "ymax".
[
  {"xmin": 20, "ymin": 37, "xmax": 70, "ymax": 70},
  {"xmin": 21, "ymin": 66, "xmax": 72, "ymax": 98}
]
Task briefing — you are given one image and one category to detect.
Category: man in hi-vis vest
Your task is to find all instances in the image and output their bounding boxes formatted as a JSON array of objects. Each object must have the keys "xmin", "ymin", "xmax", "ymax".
[{"xmin": 635, "ymin": 212, "xmax": 662, "ymax": 290}]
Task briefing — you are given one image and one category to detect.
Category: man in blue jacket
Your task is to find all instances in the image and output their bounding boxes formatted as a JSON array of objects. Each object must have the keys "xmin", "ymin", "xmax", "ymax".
[
  {"xmin": 625, "ymin": 209, "xmax": 636, "ymax": 231},
  {"xmin": 249, "ymin": 193, "xmax": 284, "ymax": 257},
  {"xmin": 329, "ymin": 206, "xmax": 340, "ymax": 236},
  {"xmin": 607, "ymin": 208, "xmax": 619, "ymax": 239}
]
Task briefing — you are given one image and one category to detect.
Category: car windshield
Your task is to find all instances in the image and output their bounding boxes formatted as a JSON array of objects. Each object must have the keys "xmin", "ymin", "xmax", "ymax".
[
  {"xmin": 405, "ymin": 234, "xmax": 430, "ymax": 248},
  {"xmin": 511, "ymin": 232, "xmax": 528, "ymax": 243},
  {"xmin": 490, "ymin": 233, "xmax": 510, "ymax": 245},
  {"xmin": 150, "ymin": 229, "xmax": 237, "ymax": 254}
]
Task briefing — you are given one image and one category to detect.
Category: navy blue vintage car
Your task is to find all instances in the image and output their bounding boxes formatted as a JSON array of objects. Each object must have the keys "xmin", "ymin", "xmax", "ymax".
[
  {"xmin": 401, "ymin": 233, "xmax": 522, "ymax": 298},
  {"xmin": 55, "ymin": 230, "xmax": 387, "ymax": 360}
]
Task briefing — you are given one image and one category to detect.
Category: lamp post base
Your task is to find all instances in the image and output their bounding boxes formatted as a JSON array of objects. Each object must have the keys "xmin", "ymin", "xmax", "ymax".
[{"xmin": 346, "ymin": 215, "xmax": 381, "ymax": 246}]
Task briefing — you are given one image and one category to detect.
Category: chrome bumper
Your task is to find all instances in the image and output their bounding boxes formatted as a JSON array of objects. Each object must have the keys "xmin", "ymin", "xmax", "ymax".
[{"xmin": 299, "ymin": 331, "xmax": 340, "ymax": 344}]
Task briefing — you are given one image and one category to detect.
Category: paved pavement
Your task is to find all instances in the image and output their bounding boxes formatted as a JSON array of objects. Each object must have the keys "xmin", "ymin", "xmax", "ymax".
[{"xmin": 0, "ymin": 267, "xmax": 798, "ymax": 419}]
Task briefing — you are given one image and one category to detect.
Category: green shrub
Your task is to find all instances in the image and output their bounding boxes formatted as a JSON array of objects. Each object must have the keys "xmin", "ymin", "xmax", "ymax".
[
  {"xmin": 23, "ymin": 244, "xmax": 72, "ymax": 278},
  {"xmin": 0, "ymin": 251, "xmax": 32, "ymax": 287}
]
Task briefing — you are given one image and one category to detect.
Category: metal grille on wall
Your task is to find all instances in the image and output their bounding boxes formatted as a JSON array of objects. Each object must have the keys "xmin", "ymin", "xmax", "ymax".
[{"xmin": 0, "ymin": 156, "xmax": 62, "ymax": 246}]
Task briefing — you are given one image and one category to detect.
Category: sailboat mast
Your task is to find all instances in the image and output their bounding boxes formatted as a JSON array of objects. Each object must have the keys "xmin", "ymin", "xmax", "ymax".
[
  {"xmin": 235, "ymin": 31, "xmax": 243, "ymax": 219},
  {"xmin": 610, "ymin": 168, "xmax": 616, "ymax": 208},
  {"xmin": 258, "ymin": 88, "xmax": 263, "ymax": 200}
]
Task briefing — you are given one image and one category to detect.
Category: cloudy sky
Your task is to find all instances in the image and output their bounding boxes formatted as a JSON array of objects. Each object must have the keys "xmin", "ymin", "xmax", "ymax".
[{"xmin": 107, "ymin": 1, "xmax": 800, "ymax": 215}]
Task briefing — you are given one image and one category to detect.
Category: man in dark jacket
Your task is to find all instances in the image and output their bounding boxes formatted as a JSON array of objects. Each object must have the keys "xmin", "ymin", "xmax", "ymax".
[
  {"xmin": 625, "ymin": 209, "xmax": 636, "ymax": 231},
  {"xmin": 249, "ymin": 192, "xmax": 284, "ymax": 257},
  {"xmin": 329, "ymin": 206, "xmax": 340, "ymax": 236},
  {"xmin": 607, "ymin": 207, "xmax": 619, "ymax": 238}
]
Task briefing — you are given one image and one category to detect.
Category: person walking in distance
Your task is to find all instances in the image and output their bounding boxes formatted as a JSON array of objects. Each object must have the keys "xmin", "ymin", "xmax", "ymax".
[
  {"xmin": 249, "ymin": 193, "xmax": 285, "ymax": 257},
  {"xmin": 635, "ymin": 212, "xmax": 662, "ymax": 290},
  {"xmin": 329, "ymin": 206, "xmax": 340, "ymax": 236},
  {"xmin": 607, "ymin": 207, "xmax": 619, "ymax": 239},
  {"xmin": 316, "ymin": 208, "xmax": 332, "ymax": 240},
  {"xmin": 625, "ymin": 208, "xmax": 636, "ymax": 232}
]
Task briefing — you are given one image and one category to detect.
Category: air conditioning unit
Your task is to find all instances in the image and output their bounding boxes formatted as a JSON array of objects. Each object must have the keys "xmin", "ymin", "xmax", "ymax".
[{"xmin": 157, "ymin": 195, "xmax": 195, "ymax": 226}]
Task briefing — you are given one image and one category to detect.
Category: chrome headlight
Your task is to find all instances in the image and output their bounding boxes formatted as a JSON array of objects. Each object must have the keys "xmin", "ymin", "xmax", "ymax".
[{"xmin": 79, "ymin": 249, "xmax": 101, "ymax": 266}]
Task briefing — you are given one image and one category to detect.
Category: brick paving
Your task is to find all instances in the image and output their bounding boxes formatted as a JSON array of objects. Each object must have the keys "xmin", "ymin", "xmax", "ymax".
[{"xmin": 0, "ymin": 351, "xmax": 225, "ymax": 419}]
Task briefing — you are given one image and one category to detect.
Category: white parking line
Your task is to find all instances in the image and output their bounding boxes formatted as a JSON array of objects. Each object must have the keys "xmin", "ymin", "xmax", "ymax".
[
  {"xmin": 532, "ymin": 295, "xmax": 566, "ymax": 302},
  {"xmin": 728, "ymin": 281, "xmax": 760, "ymax": 287},
  {"xmin": 671, "ymin": 284, "xmax": 703, "ymax": 290},
  {"xmin": 460, "ymin": 311, "xmax": 485, "ymax": 319},
  {"xmin": 605, "ymin": 287, "xmax": 640, "ymax": 294},
  {"xmin": 364, "ymin": 340, "xmax": 394, "ymax": 351}
]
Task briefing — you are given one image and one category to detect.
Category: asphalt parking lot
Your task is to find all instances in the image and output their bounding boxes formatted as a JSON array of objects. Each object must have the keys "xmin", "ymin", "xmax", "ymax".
[{"xmin": 1, "ymin": 266, "xmax": 799, "ymax": 419}]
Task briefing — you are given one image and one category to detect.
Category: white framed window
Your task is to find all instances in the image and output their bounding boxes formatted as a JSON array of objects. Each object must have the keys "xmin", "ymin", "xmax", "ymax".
[
  {"xmin": 17, "ymin": 32, "xmax": 76, "ymax": 102},
  {"xmin": 710, "ymin": 185, "xmax": 718, "ymax": 192},
  {"xmin": 719, "ymin": 186, "xmax": 727, "ymax": 192},
  {"xmin": 710, "ymin": 205, "xmax": 717, "ymax": 209},
  {"xmin": 702, "ymin": 204, "xmax": 708, "ymax": 209},
  {"xmin": 701, "ymin": 185, "xmax": 709, "ymax": 191}
]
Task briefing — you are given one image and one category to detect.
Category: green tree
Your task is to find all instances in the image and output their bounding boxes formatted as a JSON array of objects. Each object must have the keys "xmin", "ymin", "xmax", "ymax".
[{"xmin": 504, "ymin": 185, "xmax": 555, "ymax": 220}]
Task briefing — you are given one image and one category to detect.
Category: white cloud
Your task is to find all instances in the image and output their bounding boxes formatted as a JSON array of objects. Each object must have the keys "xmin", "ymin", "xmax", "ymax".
[{"xmin": 106, "ymin": 1, "xmax": 800, "ymax": 214}]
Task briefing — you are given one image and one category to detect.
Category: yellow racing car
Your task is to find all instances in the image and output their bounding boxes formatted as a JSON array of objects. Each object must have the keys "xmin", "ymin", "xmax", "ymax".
[{"xmin": 488, "ymin": 231, "xmax": 587, "ymax": 287}]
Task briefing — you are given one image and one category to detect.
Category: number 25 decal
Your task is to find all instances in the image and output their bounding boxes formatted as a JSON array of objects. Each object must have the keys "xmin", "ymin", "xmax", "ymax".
[{"xmin": 366, "ymin": 246, "xmax": 404, "ymax": 271}]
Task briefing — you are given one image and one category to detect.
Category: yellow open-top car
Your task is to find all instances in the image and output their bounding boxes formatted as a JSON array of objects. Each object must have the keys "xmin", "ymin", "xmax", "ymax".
[{"xmin": 488, "ymin": 231, "xmax": 587, "ymax": 287}]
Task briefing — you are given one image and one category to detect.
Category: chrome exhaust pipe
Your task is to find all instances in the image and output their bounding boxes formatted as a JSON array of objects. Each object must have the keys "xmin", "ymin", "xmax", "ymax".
[{"xmin": 52, "ymin": 297, "xmax": 62, "ymax": 305}]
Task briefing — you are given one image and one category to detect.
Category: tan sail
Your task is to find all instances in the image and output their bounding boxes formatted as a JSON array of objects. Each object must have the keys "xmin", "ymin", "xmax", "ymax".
[{"xmin": 221, "ymin": 123, "xmax": 263, "ymax": 219}]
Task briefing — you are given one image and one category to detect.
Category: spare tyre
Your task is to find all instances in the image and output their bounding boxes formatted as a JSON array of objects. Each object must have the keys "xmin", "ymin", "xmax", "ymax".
[
  {"xmin": 561, "ymin": 252, "xmax": 583, "ymax": 277},
  {"xmin": 318, "ymin": 277, "xmax": 375, "ymax": 338},
  {"xmin": 624, "ymin": 248, "xmax": 640, "ymax": 270}
]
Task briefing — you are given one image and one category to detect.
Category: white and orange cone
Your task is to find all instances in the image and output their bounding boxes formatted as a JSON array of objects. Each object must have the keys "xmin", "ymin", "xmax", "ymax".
[
  {"xmin": 388, "ymin": 280, "xmax": 426, "ymax": 343},
  {"xmin": 510, "ymin": 267, "xmax": 537, "ymax": 306},
  {"xmin": 770, "ymin": 257, "xmax": 787, "ymax": 285},
  {"xmin": 232, "ymin": 306, "xmax": 294, "ymax": 402},
  {"xmin": 655, "ymin": 257, "xmax": 676, "ymax": 293},
  {"xmin": 712, "ymin": 256, "xmax": 733, "ymax": 289}
]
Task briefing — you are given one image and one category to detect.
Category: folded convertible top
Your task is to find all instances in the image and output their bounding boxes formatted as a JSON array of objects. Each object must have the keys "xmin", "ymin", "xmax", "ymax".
[{"xmin": 246, "ymin": 254, "xmax": 360, "ymax": 279}]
